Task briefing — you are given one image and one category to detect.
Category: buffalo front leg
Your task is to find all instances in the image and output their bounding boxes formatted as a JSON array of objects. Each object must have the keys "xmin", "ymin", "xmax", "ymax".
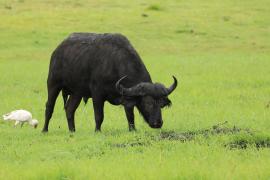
[
  {"xmin": 92, "ymin": 96, "xmax": 105, "ymax": 132},
  {"xmin": 42, "ymin": 86, "xmax": 61, "ymax": 132},
  {"xmin": 65, "ymin": 95, "xmax": 81, "ymax": 132},
  {"xmin": 124, "ymin": 106, "xmax": 136, "ymax": 131}
]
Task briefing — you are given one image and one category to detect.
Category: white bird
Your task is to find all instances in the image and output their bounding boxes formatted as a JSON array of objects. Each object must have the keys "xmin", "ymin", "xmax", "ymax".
[{"xmin": 2, "ymin": 110, "xmax": 38, "ymax": 128}]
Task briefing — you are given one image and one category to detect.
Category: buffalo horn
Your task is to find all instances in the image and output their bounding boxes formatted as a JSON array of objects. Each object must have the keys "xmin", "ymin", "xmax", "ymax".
[
  {"xmin": 166, "ymin": 76, "xmax": 178, "ymax": 95},
  {"xmin": 115, "ymin": 75, "xmax": 127, "ymax": 95},
  {"xmin": 116, "ymin": 76, "xmax": 177, "ymax": 97}
]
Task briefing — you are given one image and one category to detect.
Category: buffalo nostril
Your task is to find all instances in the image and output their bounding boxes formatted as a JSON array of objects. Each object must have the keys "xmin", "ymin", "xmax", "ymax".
[{"xmin": 150, "ymin": 122, "xmax": 163, "ymax": 128}]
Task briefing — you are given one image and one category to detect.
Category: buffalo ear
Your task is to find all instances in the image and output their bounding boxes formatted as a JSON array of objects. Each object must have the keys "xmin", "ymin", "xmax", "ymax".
[{"xmin": 120, "ymin": 97, "xmax": 137, "ymax": 108}]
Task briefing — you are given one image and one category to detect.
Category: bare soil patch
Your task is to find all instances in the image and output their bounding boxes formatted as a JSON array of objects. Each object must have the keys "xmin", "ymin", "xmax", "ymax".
[
  {"xmin": 158, "ymin": 121, "xmax": 252, "ymax": 141},
  {"xmin": 111, "ymin": 122, "xmax": 270, "ymax": 150}
]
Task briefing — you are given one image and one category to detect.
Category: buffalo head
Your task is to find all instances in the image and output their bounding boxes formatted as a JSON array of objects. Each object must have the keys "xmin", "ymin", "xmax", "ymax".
[{"xmin": 116, "ymin": 76, "xmax": 177, "ymax": 128}]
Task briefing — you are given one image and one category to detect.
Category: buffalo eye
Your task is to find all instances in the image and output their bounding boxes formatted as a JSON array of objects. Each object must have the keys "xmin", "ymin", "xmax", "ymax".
[
  {"xmin": 159, "ymin": 98, "xmax": 171, "ymax": 108},
  {"xmin": 146, "ymin": 101, "xmax": 154, "ymax": 109}
]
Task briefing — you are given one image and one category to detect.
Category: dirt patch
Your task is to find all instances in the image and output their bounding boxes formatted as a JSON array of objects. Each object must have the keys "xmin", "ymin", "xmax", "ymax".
[
  {"xmin": 157, "ymin": 122, "xmax": 270, "ymax": 149},
  {"xmin": 110, "ymin": 122, "xmax": 269, "ymax": 150},
  {"xmin": 175, "ymin": 29, "xmax": 207, "ymax": 36},
  {"xmin": 159, "ymin": 131, "xmax": 190, "ymax": 141},
  {"xmin": 226, "ymin": 137, "xmax": 270, "ymax": 149},
  {"xmin": 158, "ymin": 121, "xmax": 252, "ymax": 141},
  {"xmin": 112, "ymin": 141, "xmax": 149, "ymax": 148},
  {"xmin": 111, "ymin": 137, "xmax": 152, "ymax": 148}
]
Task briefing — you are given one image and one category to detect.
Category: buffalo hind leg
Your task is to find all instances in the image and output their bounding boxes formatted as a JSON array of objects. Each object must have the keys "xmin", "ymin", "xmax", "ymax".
[
  {"xmin": 65, "ymin": 95, "xmax": 81, "ymax": 132},
  {"xmin": 42, "ymin": 86, "xmax": 61, "ymax": 132},
  {"xmin": 124, "ymin": 106, "xmax": 136, "ymax": 131},
  {"xmin": 92, "ymin": 96, "xmax": 105, "ymax": 132}
]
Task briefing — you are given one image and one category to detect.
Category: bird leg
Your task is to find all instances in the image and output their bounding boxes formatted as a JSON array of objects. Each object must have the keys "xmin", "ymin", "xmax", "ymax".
[{"xmin": 14, "ymin": 121, "xmax": 20, "ymax": 127}]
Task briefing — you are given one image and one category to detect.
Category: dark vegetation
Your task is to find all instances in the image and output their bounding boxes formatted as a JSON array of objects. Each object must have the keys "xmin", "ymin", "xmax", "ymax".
[
  {"xmin": 109, "ymin": 122, "xmax": 270, "ymax": 150},
  {"xmin": 147, "ymin": 4, "xmax": 163, "ymax": 11}
]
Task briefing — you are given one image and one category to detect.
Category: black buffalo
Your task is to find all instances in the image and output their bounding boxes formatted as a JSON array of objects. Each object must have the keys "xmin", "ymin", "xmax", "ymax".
[{"xmin": 42, "ymin": 33, "xmax": 177, "ymax": 132}]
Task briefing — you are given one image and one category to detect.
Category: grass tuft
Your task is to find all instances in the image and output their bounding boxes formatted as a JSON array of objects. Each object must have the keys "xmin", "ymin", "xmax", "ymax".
[{"xmin": 147, "ymin": 4, "xmax": 163, "ymax": 11}]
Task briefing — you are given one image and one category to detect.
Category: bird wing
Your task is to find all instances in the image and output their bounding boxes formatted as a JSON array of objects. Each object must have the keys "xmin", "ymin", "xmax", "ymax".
[{"xmin": 3, "ymin": 110, "xmax": 32, "ymax": 122}]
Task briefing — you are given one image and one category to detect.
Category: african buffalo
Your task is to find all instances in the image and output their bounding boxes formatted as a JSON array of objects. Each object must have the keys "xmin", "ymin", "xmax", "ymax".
[{"xmin": 42, "ymin": 33, "xmax": 177, "ymax": 132}]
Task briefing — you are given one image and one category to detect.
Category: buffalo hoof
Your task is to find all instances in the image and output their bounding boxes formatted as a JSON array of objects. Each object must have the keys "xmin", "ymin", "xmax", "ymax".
[
  {"xmin": 129, "ymin": 127, "xmax": 136, "ymax": 131},
  {"xmin": 95, "ymin": 128, "xmax": 101, "ymax": 132},
  {"xmin": 69, "ymin": 129, "xmax": 76, "ymax": 133},
  {"xmin": 42, "ymin": 129, "xmax": 48, "ymax": 133}
]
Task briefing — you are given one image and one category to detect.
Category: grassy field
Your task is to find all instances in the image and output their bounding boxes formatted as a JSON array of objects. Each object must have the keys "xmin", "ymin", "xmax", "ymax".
[{"xmin": 0, "ymin": 0, "xmax": 270, "ymax": 179}]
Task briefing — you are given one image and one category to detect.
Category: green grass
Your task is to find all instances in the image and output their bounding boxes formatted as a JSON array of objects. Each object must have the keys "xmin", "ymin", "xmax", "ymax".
[{"xmin": 0, "ymin": 0, "xmax": 270, "ymax": 179}]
